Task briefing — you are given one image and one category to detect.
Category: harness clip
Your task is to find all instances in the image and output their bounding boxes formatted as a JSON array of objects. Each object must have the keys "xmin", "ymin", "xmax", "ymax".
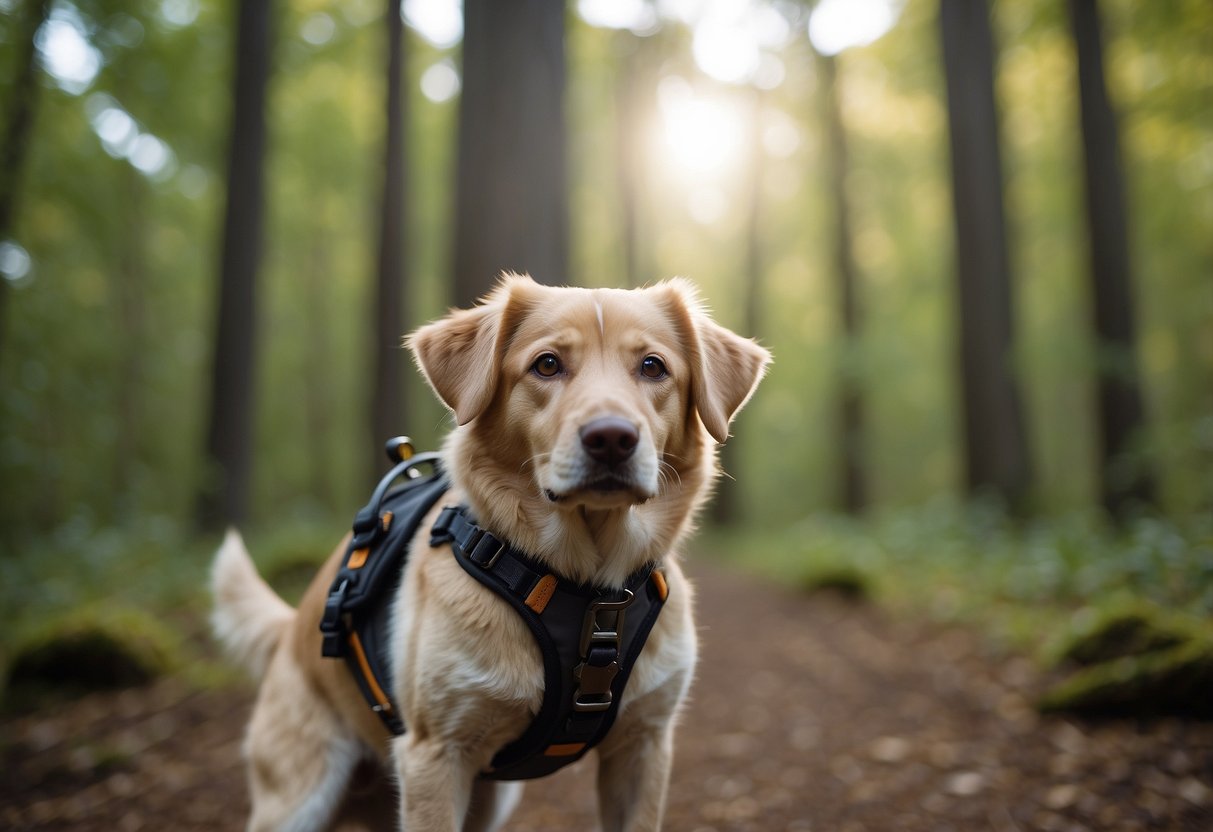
[
  {"xmin": 320, "ymin": 579, "xmax": 351, "ymax": 658},
  {"xmin": 467, "ymin": 530, "xmax": 506, "ymax": 569},
  {"xmin": 573, "ymin": 656, "xmax": 620, "ymax": 712},
  {"xmin": 577, "ymin": 590, "xmax": 634, "ymax": 656},
  {"xmin": 572, "ymin": 590, "xmax": 635, "ymax": 712}
]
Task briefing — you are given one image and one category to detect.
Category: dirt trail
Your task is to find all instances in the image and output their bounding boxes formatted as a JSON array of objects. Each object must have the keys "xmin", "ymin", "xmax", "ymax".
[{"xmin": 3, "ymin": 564, "xmax": 1211, "ymax": 831}]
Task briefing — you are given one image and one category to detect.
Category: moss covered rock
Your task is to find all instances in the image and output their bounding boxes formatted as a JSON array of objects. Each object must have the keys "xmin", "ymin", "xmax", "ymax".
[
  {"xmin": 3, "ymin": 606, "xmax": 182, "ymax": 707},
  {"xmin": 1038, "ymin": 638, "xmax": 1213, "ymax": 718},
  {"xmin": 1055, "ymin": 607, "xmax": 1189, "ymax": 667},
  {"xmin": 801, "ymin": 566, "xmax": 872, "ymax": 602}
]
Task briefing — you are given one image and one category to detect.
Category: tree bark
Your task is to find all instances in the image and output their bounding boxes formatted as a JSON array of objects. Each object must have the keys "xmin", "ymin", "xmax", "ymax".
[
  {"xmin": 370, "ymin": 0, "xmax": 409, "ymax": 477},
  {"xmin": 1067, "ymin": 0, "xmax": 1154, "ymax": 517},
  {"xmin": 452, "ymin": 0, "xmax": 567, "ymax": 306},
  {"xmin": 0, "ymin": 0, "xmax": 51, "ymax": 362},
  {"xmin": 939, "ymin": 0, "xmax": 1031, "ymax": 511},
  {"xmin": 817, "ymin": 50, "xmax": 866, "ymax": 514},
  {"xmin": 197, "ymin": 0, "xmax": 273, "ymax": 531}
]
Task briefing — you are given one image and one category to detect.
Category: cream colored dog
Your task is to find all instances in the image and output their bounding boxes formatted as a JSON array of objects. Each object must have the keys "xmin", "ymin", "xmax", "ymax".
[{"xmin": 212, "ymin": 275, "xmax": 770, "ymax": 831}]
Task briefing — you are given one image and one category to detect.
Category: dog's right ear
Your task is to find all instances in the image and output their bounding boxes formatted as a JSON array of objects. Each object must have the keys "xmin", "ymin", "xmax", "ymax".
[
  {"xmin": 407, "ymin": 274, "xmax": 532, "ymax": 425},
  {"xmin": 654, "ymin": 278, "xmax": 771, "ymax": 444}
]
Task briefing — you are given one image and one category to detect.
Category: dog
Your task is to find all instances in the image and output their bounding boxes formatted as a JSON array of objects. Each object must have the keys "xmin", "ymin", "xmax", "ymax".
[{"xmin": 212, "ymin": 274, "xmax": 770, "ymax": 831}]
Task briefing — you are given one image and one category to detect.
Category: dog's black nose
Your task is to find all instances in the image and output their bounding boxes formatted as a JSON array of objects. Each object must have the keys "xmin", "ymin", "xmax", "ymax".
[{"xmin": 580, "ymin": 417, "xmax": 639, "ymax": 468}]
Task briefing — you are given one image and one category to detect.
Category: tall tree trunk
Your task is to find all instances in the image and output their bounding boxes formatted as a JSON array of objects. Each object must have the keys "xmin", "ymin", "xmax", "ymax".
[
  {"xmin": 1067, "ymin": 0, "xmax": 1154, "ymax": 517},
  {"xmin": 0, "ymin": 0, "xmax": 50, "ymax": 362},
  {"xmin": 817, "ymin": 49, "xmax": 866, "ymax": 514},
  {"xmin": 370, "ymin": 0, "xmax": 409, "ymax": 477},
  {"xmin": 113, "ymin": 162, "xmax": 148, "ymax": 520},
  {"xmin": 303, "ymin": 236, "xmax": 337, "ymax": 509},
  {"xmin": 713, "ymin": 92, "xmax": 766, "ymax": 525},
  {"xmin": 452, "ymin": 0, "xmax": 567, "ymax": 306},
  {"xmin": 614, "ymin": 31, "xmax": 643, "ymax": 289},
  {"xmin": 939, "ymin": 0, "xmax": 1031, "ymax": 511},
  {"xmin": 197, "ymin": 0, "xmax": 274, "ymax": 531}
]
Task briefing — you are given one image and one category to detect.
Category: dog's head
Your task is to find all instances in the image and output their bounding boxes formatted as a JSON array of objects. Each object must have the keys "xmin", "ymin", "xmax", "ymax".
[{"xmin": 409, "ymin": 275, "xmax": 769, "ymax": 569}]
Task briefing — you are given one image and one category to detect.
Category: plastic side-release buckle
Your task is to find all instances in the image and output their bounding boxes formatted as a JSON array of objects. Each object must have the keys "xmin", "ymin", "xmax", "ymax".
[{"xmin": 320, "ymin": 579, "xmax": 351, "ymax": 658}]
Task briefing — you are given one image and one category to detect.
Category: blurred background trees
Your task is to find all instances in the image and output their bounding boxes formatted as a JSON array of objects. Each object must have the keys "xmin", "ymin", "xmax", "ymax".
[
  {"xmin": 0, "ymin": 0, "xmax": 49, "ymax": 362},
  {"xmin": 0, "ymin": 0, "xmax": 1210, "ymax": 550},
  {"xmin": 1067, "ymin": 0, "xmax": 1155, "ymax": 518},
  {"xmin": 939, "ymin": 0, "xmax": 1031, "ymax": 513},
  {"xmin": 369, "ymin": 0, "xmax": 409, "ymax": 480},
  {"xmin": 452, "ymin": 0, "xmax": 567, "ymax": 306},
  {"xmin": 196, "ymin": 0, "xmax": 273, "ymax": 531}
]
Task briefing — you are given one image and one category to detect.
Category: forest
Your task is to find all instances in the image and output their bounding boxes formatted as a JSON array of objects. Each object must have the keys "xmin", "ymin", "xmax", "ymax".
[
  {"xmin": 2, "ymin": 0, "xmax": 1213, "ymax": 828},
  {"xmin": 2, "ymin": 0, "xmax": 1212, "ymax": 673},
  {"xmin": 2, "ymin": 0, "xmax": 1210, "ymax": 535}
]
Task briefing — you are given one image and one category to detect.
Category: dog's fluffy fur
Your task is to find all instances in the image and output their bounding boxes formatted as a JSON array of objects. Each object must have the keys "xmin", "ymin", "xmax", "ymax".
[{"xmin": 212, "ymin": 275, "xmax": 770, "ymax": 831}]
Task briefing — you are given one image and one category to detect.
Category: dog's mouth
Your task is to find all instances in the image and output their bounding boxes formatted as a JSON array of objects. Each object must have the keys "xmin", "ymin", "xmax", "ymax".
[
  {"xmin": 589, "ymin": 475, "xmax": 631, "ymax": 492},
  {"xmin": 545, "ymin": 475, "xmax": 651, "ymax": 505}
]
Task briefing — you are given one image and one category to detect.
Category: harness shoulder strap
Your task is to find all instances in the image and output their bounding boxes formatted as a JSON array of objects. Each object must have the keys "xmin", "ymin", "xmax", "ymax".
[
  {"xmin": 431, "ymin": 505, "xmax": 669, "ymax": 781},
  {"xmin": 319, "ymin": 451, "xmax": 449, "ymax": 735}
]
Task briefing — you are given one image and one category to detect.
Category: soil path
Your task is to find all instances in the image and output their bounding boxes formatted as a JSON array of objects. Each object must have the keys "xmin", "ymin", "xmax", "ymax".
[{"xmin": 3, "ymin": 564, "xmax": 1211, "ymax": 831}]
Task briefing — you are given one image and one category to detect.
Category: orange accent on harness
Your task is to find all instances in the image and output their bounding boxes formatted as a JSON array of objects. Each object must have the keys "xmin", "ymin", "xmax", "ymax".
[
  {"xmin": 347, "ymin": 631, "xmax": 394, "ymax": 714},
  {"xmin": 544, "ymin": 742, "xmax": 586, "ymax": 757},
  {"xmin": 380, "ymin": 510, "xmax": 394, "ymax": 532},
  {"xmin": 525, "ymin": 574, "xmax": 558, "ymax": 614},
  {"xmin": 348, "ymin": 547, "xmax": 371, "ymax": 569},
  {"xmin": 651, "ymin": 569, "xmax": 668, "ymax": 601}
]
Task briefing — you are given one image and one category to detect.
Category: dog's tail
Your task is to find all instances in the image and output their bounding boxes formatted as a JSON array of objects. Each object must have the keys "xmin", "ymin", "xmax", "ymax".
[{"xmin": 211, "ymin": 529, "xmax": 295, "ymax": 679}]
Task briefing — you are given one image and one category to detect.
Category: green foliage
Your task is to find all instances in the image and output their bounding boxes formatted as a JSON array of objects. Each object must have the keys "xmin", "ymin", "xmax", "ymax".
[
  {"xmin": 0, "ymin": 516, "xmax": 338, "ymax": 703},
  {"xmin": 714, "ymin": 502, "xmax": 1213, "ymax": 712},
  {"xmin": 0, "ymin": 518, "xmax": 205, "ymax": 627},
  {"xmin": 7, "ymin": 0, "xmax": 1206, "ymax": 725},
  {"xmin": 707, "ymin": 503, "xmax": 1213, "ymax": 651},
  {"xmin": 0, "ymin": 0, "xmax": 1209, "ymax": 582}
]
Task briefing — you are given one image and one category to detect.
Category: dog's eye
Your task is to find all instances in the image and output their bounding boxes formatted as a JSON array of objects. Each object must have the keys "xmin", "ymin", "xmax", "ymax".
[
  {"xmin": 532, "ymin": 353, "xmax": 563, "ymax": 378},
  {"xmin": 640, "ymin": 355, "xmax": 668, "ymax": 380}
]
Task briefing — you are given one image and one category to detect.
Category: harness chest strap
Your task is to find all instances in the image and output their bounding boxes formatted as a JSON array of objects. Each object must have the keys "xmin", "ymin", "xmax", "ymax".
[{"xmin": 429, "ymin": 505, "xmax": 669, "ymax": 781}]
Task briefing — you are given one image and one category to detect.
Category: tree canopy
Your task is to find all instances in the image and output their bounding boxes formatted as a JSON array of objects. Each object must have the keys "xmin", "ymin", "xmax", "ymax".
[{"xmin": 1, "ymin": 0, "xmax": 1209, "ymax": 546}]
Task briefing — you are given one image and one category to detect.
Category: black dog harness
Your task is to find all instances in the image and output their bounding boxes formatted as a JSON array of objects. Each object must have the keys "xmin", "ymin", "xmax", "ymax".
[{"xmin": 319, "ymin": 439, "xmax": 669, "ymax": 781}]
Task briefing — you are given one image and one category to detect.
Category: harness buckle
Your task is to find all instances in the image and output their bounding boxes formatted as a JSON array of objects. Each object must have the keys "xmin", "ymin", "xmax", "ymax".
[
  {"xmin": 320, "ymin": 579, "xmax": 351, "ymax": 658},
  {"xmin": 572, "ymin": 590, "xmax": 634, "ymax": 712},
  {"xmin": 577, "ymin": 590, "xmax": 634, "ymax": 656},
  {"xmin": 467, "ymin": 529, "xmax": 505, "ymax": 569},
  {"xmin": 573, "ymin": 659, "xmax": 620, "ymax": 712}
]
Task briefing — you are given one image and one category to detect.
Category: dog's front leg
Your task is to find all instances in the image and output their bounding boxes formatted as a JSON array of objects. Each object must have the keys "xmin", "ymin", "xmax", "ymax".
[
  {"xmin": 595, "ymin": 718, "xmax": 676, "ymax": 832},
  {"xmin": 393, "ymin": 733, "xmax": 481, "ymax": 832}
]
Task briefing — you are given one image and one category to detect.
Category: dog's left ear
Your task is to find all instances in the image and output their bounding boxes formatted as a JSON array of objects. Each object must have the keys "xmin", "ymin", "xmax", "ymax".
[
  {"xmin": 407, "ymin": 275, "xmax": 532, "ymax": 425},
  {"xmin": 691, "ymin": 316, "xmax": 772, "ymax": 443},
  {"xmin": 658, "ymin": 280, "xmax": 772, "ymax": 444}
]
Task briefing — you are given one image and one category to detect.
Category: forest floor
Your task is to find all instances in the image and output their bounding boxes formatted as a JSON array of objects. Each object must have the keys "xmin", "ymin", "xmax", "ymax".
[{"xmin": 2, "ymin": 562, "xmax": 1211, "ymax": 832}]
